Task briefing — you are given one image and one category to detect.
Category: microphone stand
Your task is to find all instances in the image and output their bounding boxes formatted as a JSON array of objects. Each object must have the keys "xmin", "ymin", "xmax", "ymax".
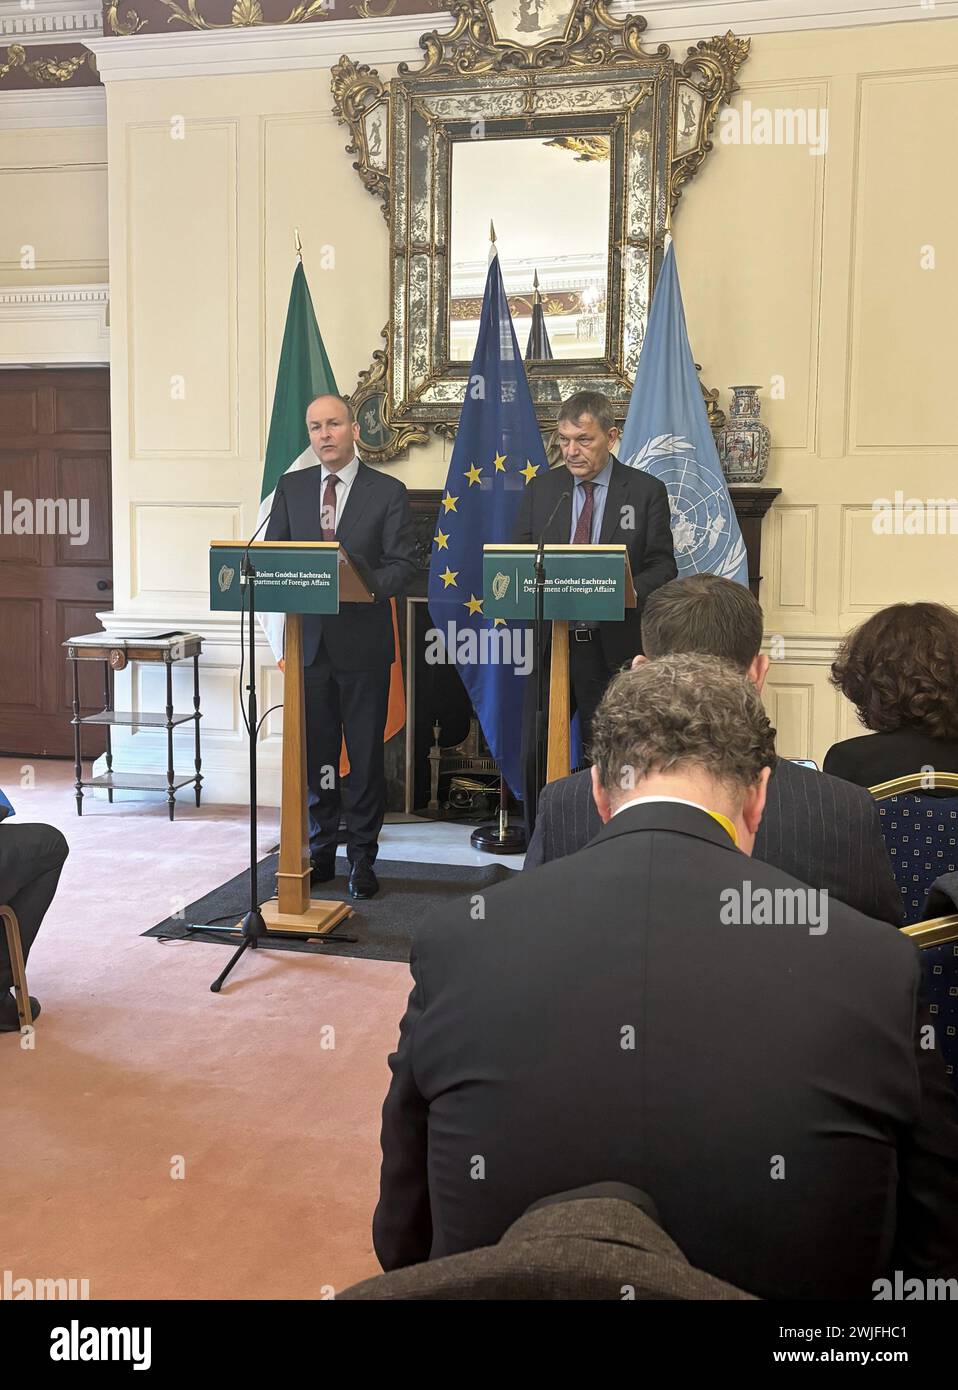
[
  {"xmin": 207, "ymin": 549, "xmax": 271, "ymax": 992},
  {"xmin": 175, "ymin": 515, "xmax": 356, "ymax": 990},
  {"xmin": 532, "ymin": 490, "xmax": 569, "ymax": 829},
  {"xmin": 471, "ymin": 490, "xmax": 567, "ymax": 854},
  {"xmin": 533, "ymin": 527, "xmax": 548, "ymax": 819}
]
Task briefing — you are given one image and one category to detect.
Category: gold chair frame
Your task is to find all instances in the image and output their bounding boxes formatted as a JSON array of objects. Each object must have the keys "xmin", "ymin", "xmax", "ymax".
[
  {"xmin": 0, "ymin": 904, "xmax": 33, "ymax": 1029},
  {"xmin": 868, "ymin": 772, "xmax": 958, "ymax": 801}
]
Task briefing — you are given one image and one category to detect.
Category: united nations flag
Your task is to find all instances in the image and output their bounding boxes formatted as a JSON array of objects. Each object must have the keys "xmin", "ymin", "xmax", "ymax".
[
  {"xmin": 619, "ymin": 240, "xmax": 748, "ymax": 586},
  {"xmin": 427, "ymin": 247, "xmax": 548, "ymax": 798}
]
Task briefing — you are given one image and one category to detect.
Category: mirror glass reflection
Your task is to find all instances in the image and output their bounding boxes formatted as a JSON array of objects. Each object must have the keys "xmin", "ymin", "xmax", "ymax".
[{"xmin": 449, "ymin": 136, "xmax": 611, "ymax": 362}]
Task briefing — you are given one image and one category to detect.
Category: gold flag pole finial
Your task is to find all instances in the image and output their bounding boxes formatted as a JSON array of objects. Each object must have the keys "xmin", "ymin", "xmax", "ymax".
[
  {"xmin": 294, "ymin": 227, "xmax": 303, "ymax": 261},
  {"xmin": 533, "ymin": 268, "xmax": 540, "ymax": 303},
  {"xmin": 489, "ymin": 219, "xmax": 496, "ymax": 245}
]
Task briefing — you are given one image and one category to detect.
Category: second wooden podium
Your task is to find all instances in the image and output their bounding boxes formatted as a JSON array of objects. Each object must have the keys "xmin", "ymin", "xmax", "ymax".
[{"xmin": 483, "ymin": 543, "xmax": 637, "ymax": 784}]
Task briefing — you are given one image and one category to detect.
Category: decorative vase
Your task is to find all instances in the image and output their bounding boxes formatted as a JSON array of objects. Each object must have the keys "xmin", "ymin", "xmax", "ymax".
[{"xmin": 717, "ymin": 385, "xmax": 771, "ymax": 484}]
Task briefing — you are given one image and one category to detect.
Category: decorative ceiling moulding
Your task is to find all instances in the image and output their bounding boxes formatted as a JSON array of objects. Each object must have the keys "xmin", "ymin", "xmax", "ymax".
[
  {"xmin": 0, "ymin": 283, "xmax": 110, "ymax": 322},
  {"xmin": 93, "ymin": 0, "xmax": 958, "ymax": 47},
  {"xmin": 99, "ymin": 0, "xmax": 448, "ymax": 40},
  {"xmin": 0, "ymin": 1, "xmax": 103, "ymax": 45},
  {"xmin": 0, "ymin": 81, "xmax": 105, "ymax": 120},
  {"xmin": 87, "ymin": 15, "xmax": 442, "ymax": 78},
  {"xmin": 0, "ymin": 41, "xmax": 100, "ymax": 87},
  {"xmin": 87, "ymin": 2, "xmax": 958, "ymax": 81},
  {"xmin": 0, "ymin": 284, "xmax": 110, "ymax": 366},
  {"xmin": 612, "ymin": 0, "xmax": 958, "ymax": 40}
]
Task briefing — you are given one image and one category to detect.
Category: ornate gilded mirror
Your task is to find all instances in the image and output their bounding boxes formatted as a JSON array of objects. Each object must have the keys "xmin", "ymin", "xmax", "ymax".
[{"xmin": 332, "ymin": 2, "xmax": 748, "ymax": 449}]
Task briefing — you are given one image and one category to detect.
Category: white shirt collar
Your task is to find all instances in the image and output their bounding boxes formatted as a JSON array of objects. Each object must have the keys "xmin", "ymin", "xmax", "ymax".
[
  {"xmin": 321, "ymin": 454, "xmax": 360, "ymax": 487},
  {"xmin": 611, "ymin": 795, "xmax": 710, "ymax": 819}
]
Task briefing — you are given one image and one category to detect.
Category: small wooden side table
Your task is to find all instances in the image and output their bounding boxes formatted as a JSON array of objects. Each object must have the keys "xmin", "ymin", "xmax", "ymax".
[{"xmin": 63, "ymin": 631, "xmax": 204, "ymax": 819}]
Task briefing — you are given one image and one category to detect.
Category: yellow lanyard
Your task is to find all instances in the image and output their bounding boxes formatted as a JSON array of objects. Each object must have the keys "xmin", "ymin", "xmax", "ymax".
[{"xmin": 706, "ymin": 810, "xmax": 738, "ymax": 846}]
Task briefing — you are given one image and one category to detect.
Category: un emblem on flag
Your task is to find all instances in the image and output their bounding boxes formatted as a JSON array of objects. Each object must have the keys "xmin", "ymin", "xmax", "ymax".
[
  {"xmin": 492, "ymin": 572, "xmax": 510, "ymax": 600},
  {"xmin": 627, "ymin": 434, "xmax": 746, "ymax": 582},
  {"xmin": 217, "ymin": 563, "xmax": 235, "ymax": 594}
]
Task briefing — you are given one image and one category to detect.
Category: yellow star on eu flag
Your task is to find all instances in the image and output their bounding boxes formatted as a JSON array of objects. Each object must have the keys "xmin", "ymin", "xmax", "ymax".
[
  {"xmin": 434, "ymin": 529, "xmax": 449, "ymax": 550},
  {"xmin": 464, "ymin": 594, "xmax": 484, "ymax": 615},
  {"xmin": 439, "ymin": 567, "xmax": 458, "ymax": 588},
  {"xmin": 492, "ymin": 452, "xmax": 507, "ymax": 472},
  {"xmin": 464, "ymin": 463, "xmax": 482, "ymax": 486},
  {"xmin": 520, "ymin": 460, "xmax": 539, "ymax": 484},
  {"xmin": 442, "ymin": 492, "xmax": 459, "ymax": 513},
  {"xmin": 492, "ymin": 618, "xmax": 506, "ymax": 627}
]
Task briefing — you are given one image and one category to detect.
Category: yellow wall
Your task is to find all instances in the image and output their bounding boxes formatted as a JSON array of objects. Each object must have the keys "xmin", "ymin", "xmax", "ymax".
[
  {"xmin": 679, "ymin": 18, "xmax": 958, "ymax": 761},
  {"xmin": 0, "ymin": 124, "xmax": 108, "ymax": 288},
  {"xmin": 97, "ymin": 15, "xmax": 958, "ymax": 794},
  {"xmin": 0, "ymin": 123, "xmax": 109, "ymax": 363}
]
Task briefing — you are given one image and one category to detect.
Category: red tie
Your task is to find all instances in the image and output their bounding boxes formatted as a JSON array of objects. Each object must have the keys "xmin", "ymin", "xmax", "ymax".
[
  {"xmin": 573, "ymin": 480, "xmax": 595, "ymax": 544},
  {"xmin": 321, "ymin": 474, "xmax": 340, "ymax": 541}
]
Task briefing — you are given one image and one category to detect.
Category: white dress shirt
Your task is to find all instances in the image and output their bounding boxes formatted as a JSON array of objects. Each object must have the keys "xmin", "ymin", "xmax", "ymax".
[
  {"xmin": 611, "ymin": 795, "xmax": 708, "ymax": 819},
  {"xmin": 320, "ymin": 454, "xmax": 360, "ymax": 532}
]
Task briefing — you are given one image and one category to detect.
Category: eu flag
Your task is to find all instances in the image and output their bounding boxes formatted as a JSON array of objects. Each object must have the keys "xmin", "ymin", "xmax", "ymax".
[
  {"xmin": 427, "ymin": 250, "xmax": 548, "ymax": 798},
  {"xmin": 620, "ymin": 240, "xmax": 748, "ymax": 585}
]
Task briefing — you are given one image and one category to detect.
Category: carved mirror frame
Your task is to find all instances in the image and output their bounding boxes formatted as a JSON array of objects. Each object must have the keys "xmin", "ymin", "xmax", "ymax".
[{"xmin": 332, "ymin": 2, "xmax": 749, "ymax": 454}]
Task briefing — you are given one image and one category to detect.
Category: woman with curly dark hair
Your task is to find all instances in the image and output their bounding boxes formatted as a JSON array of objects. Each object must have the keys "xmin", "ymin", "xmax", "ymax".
[{"xmin": 823, "ymin": 602, "xmax": 958, "ymax": 789}]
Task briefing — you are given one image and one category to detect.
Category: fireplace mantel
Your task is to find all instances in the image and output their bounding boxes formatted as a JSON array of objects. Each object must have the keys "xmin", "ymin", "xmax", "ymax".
[{"xmin": 407, "ymin": 484, "xmax": 781, "ymax": 597}]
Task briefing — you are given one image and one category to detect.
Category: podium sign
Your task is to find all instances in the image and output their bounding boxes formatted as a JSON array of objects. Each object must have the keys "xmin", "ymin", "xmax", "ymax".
[
  {"xmin": 482, "ymin": 544, "xmax": 631, "ymax": 622},
  {"xmin": 209, "ymin": 541, "xmax": 339, "ymax": 614},
  {"xmin": 481, "ymin": 543, "xmax": 636, "ymax": 786}
]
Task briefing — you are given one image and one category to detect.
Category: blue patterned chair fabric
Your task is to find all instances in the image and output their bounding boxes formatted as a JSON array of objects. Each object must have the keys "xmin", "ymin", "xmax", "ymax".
[
  {"xmin": 873, "ymin": 793, "xmax": 958, "ymax": 925},
  {"xmin": 903, "ymin": 916, "xmax": 958, "ymax": 1093}
]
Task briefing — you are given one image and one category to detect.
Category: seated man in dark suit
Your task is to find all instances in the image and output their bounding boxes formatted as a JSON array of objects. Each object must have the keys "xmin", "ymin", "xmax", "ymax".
[
  {"xmin": 374, "ymin": 656, "xmax": 958, "ymax": 1298},
  {"xmin": 0, "ymin": 789, "xmax": 68, "ymax": 1030},
  {"xmin": 525, "ymin": 573, "xmax": 903, "ymax": 926}
]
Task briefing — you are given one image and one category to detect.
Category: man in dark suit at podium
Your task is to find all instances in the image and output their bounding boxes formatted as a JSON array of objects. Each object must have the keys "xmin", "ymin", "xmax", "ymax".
[
  {"xmin": 514, "ymin": 390, "xmax": 677, "ymax": 833},
  {"xmin": 265, "ymin": 395, "xmax": 417, "ymax": 898}
]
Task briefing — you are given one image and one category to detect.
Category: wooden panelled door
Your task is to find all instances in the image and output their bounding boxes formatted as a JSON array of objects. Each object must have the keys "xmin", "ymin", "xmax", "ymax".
[{"xmin": 0, "ymin": 369, "xmax": 112, "ymax": 757}]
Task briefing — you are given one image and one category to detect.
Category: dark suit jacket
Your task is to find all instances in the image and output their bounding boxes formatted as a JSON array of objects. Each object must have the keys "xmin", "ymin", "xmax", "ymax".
[
  {"xmin": 348, "ymin": 1186, "xmax": 754, "ymax": 1300},
  {"xmin": 513, "ymin": 457, "xmax": 677, "ymax": 669},
  {"xmin": 923, "ymin": 872, "xmax": 958, "ymax": 919},
  {"xmin": 374, "ymin": 802, "xmax": 958, "ymax": 1299},
  {"xmin": 524, "ymin": 757, "xmax": 904, "ymax": 926},
  {"xmin": 264, "ymin": 459, "xmax": 417, "ymax": 669},
  {"xmin": 824, "ymin": 728, "xmax": 958, "ymax": 791}
]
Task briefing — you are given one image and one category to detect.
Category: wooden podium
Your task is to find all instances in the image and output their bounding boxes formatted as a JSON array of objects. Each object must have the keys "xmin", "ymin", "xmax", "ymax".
[
  {"xmin": 267, "ymin": 542, "xmax": 376, "ymax": 935},
  {"xmin": 481, "ymin": 542, "xmax": 637, "ymax": 786},
  {"xmin": 209, "ymin": 538, "xmax": 375, "ymax": 937}
]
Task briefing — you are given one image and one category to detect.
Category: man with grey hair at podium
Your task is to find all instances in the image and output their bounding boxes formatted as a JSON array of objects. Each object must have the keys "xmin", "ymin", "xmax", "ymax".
[
  {"xmin": 514, "ymin": 388, "xmax": 677, "ymax": 835},
  {"xmin": 265, "ymin": 395, "xmax": 417, "ymax": 899}
]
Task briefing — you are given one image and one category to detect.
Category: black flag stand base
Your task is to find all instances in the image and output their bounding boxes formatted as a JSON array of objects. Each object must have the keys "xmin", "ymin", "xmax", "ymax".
[{"xmin": 470, "ymin": 774, "xmax": 526, "ymax": 855}]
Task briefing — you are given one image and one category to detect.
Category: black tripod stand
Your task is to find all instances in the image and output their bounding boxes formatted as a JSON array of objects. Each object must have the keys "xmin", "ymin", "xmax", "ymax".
[
  {"xmin": 532, "ymin": 531, "xmax": 549, "ymax": 818},
  {"xmin": 175, "ymin": 549, "xmax": 355, "ymax": 992}
]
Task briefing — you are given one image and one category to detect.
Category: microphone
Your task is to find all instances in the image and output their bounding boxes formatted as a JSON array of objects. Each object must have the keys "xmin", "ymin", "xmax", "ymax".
[
  {"xmin": 241, "ymin": 490, "xmax": 283, "ymax": 581},
  {"xmin": 537, "ymin": 489, "xmax": 570, "ymax": 557}
]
